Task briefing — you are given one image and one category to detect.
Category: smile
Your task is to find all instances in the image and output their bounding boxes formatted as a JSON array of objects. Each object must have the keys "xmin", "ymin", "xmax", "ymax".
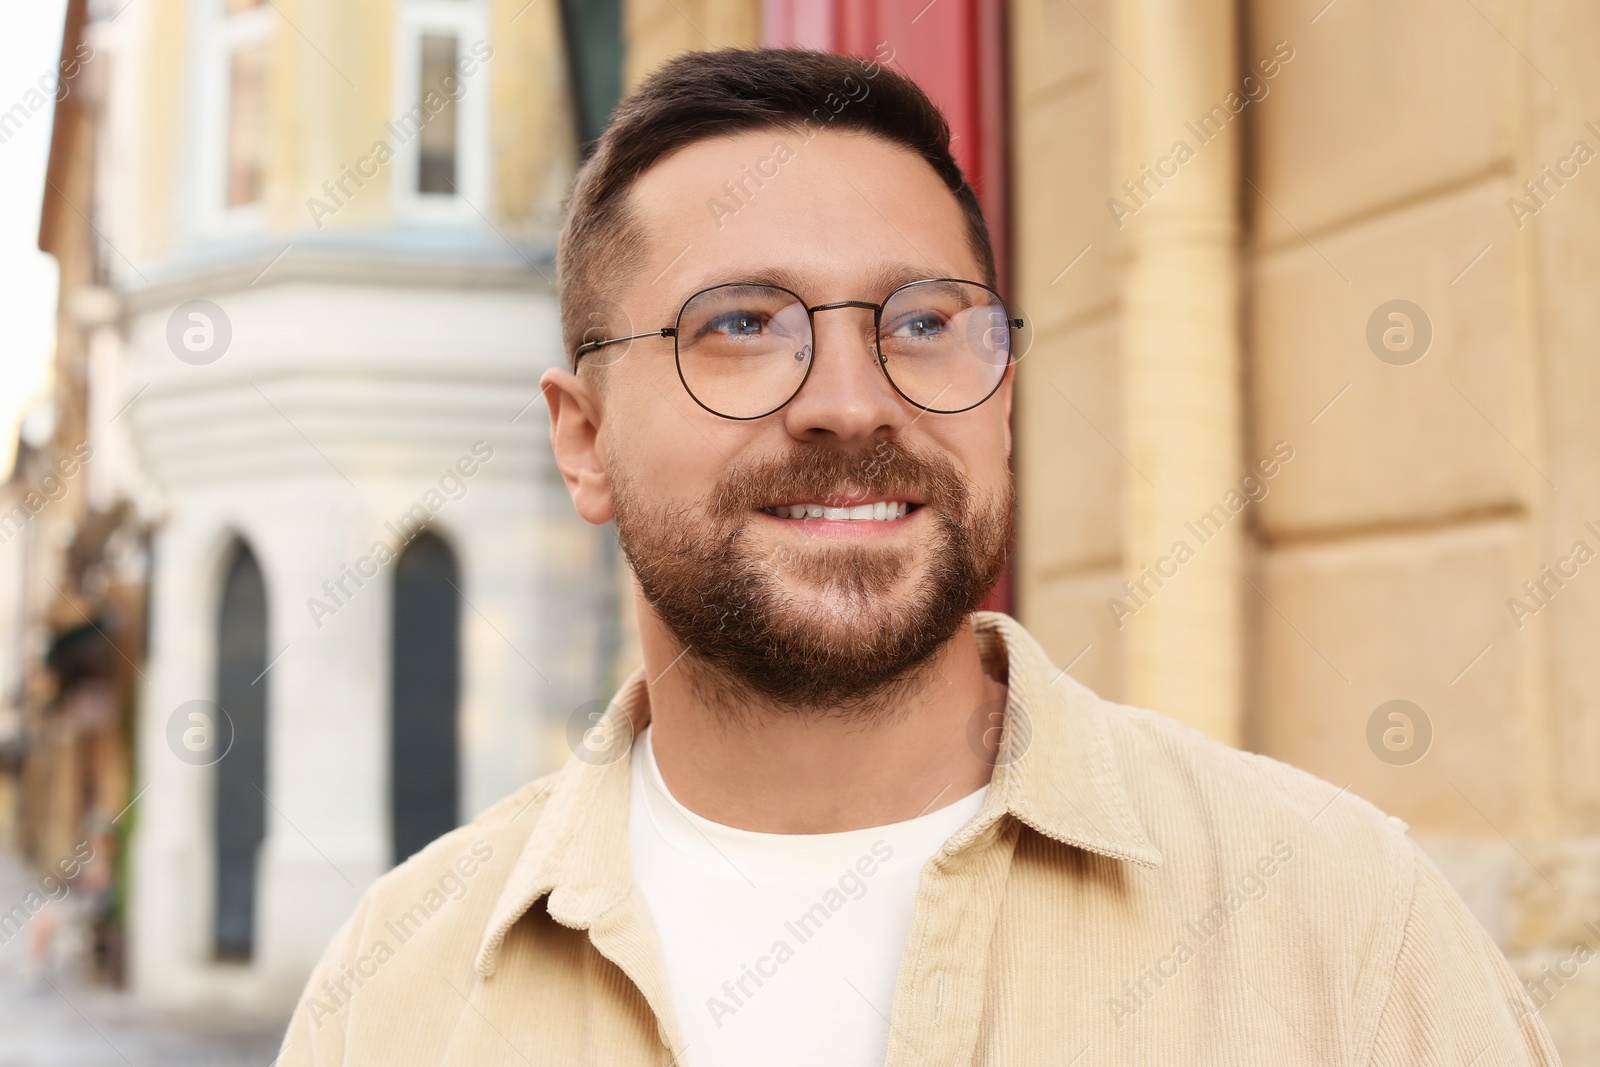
[{"xmin": 760, "ymin": 500, "xmax": 917, "ymax": 522}]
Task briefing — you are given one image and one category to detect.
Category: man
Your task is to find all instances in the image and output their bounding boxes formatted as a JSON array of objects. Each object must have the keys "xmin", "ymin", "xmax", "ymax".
[{"xmin": 280, "ymin": 49, "xmax": 1559, "ymax": 1066}]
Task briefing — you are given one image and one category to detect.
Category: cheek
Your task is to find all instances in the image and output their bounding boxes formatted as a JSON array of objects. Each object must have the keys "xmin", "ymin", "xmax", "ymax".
[
  {"xmin": 931, "ymin": 414, "xmax": 1011, "ymax": 492},
  {"xmin": 607, "ymin": 379, "xmax": 739, "ymax": 506}
]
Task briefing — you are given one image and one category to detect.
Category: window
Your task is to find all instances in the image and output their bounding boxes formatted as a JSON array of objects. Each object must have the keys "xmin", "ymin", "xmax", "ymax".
[
  {"xmin": 393, "ymin": 0, "xmax": 488, "ymax": 219},
  {"xmin": 390, "ymin": 532, "xmax": 461, "ymax": 865},
  {"xmin": 225, "ymin": 38, "xmax": 269, "ymax": 206},
  {"xmin": 202, "ymin": 0, "xmax": 274, "ymax": 225},
  {"xmin": 417, "ymin": 34, "xmax": 460, "ymax": 193},
  {"xmin": 214, "ymin": 541, "xmax": 268, "ymax": 961}
]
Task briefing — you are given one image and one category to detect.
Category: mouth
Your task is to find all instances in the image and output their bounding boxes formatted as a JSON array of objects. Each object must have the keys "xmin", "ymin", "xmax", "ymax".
[{"xmin": 759, "ymin": 498, "xmax": 922, "ymax": 523}]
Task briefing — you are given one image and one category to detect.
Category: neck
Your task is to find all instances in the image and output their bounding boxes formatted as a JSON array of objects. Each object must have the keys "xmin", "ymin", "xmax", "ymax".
[{"xmin": 634, "ymin": 599, "xmax": 1006, "ymax": 834}]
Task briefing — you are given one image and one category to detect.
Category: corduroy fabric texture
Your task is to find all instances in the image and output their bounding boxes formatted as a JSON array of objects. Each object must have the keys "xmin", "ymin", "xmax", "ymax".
[{"xmin": 277, "ymin": 612, "xmax": 1560, "ymax": 1066}]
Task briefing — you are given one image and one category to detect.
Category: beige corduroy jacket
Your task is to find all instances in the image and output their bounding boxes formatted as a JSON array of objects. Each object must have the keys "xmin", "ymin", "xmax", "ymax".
[{"xmin": 278, "ymin": 612, "xmax": 1559, "ymax": 1066}]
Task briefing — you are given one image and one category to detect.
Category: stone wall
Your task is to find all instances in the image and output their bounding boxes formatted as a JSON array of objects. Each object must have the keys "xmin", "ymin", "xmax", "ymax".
[{"xmin": 1012, "ymin": 0, "xmax": 1600, "ymax": 1058}]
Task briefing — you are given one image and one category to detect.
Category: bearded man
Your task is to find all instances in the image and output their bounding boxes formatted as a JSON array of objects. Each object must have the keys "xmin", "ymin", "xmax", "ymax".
[{"xmin": 280, "ymin": 48, "xmax": 1559, "ymax": 1067}]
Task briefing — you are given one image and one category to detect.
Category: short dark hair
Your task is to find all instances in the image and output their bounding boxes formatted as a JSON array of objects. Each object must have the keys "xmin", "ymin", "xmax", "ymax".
[{"xmin": 556, "ymin": 47, "xmax": 997, "ymax": 370}]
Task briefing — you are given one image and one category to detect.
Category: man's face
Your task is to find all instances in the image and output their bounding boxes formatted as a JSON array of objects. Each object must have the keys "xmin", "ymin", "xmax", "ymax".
[{"xmin": 554, "ymin": 128, "xmax": 1015, "ymax": 713}]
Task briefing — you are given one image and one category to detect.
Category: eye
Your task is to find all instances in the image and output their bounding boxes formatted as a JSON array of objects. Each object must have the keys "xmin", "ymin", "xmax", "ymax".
[
  {"xmin": 887, "ymin": 310, "xmax": 947, "ymax": 339},
  {"xmin": 700, "ymin": 310, "xmax": 766, "ymax": 338}
]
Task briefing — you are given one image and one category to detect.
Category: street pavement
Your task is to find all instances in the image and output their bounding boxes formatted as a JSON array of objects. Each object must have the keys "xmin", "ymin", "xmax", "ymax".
[{"xmin": 0, "ymin": 844, "xmax": 287, "ymax": 1067}]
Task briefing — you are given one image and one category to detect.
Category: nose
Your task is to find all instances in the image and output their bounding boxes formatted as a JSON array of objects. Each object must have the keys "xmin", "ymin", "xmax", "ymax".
[{"xmin": 780, "ymin": 305, "xmax": 910, "ymax": 444}]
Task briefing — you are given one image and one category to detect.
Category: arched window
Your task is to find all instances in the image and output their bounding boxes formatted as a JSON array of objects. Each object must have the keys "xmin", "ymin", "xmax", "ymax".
[
  {"xmin": 390, "ymin": 531, "xmax": 460, "ymax": 865},
  {"xmin": 214, "ymin": 540, "xmax": 267, "ymax": 961}
]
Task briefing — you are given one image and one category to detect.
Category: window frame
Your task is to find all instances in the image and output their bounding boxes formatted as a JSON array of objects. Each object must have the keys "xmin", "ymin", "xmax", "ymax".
[
  {"xmin": 391, "ymin": 0, "xmax": 490, "ymax": 224},
  {"xmin": 197, "ymin": 0, "xmax": 275, "ymax": 233}
]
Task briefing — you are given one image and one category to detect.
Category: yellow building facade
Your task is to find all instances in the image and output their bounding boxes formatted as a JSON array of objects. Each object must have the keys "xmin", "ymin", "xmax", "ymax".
[{"xmin": 1010, "ymin": 0, "xmax": 1600, "ymax": 1058}]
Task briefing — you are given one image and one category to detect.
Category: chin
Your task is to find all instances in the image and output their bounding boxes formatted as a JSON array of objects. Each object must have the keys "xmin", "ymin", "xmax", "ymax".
[{"xmin": 781, "ymin": 574, "xmax": 924, "ymax": 629}]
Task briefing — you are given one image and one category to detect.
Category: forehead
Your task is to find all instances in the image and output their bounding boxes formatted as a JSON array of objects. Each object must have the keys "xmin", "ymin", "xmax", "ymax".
[{"xmin": 623, "ymin": 128, "xmax": 982, "ymax": 300}]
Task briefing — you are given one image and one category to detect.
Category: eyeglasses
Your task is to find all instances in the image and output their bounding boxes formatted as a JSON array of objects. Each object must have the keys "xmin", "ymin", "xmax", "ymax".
[{"xmin": 573, "ymin": 278, "xmax": 1026, "ymax": 420}]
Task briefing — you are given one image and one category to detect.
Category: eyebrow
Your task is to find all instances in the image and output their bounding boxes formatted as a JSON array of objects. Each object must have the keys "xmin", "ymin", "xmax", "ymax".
[{"xmin": 679, "ymin": 262, "xmax": 948, "ymax": 305}]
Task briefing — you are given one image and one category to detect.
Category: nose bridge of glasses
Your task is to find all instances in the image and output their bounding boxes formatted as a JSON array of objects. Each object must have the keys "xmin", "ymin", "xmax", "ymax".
[
  {"xmin": 806, "ymin": 299, "xmax": 882, "ymax": 316},
  {"xmin": 804, "ymin": 299, "xmax": 886, "ymax": 367},
  {"xmin": 785, "ymin": 300, "xmax": 907, "ymax": 432}
]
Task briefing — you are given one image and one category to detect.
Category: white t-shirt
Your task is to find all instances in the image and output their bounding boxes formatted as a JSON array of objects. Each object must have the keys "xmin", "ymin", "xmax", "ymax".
[{"xmin": 627, "ymin": 725, "xmax": 988, "ymax": 1067}]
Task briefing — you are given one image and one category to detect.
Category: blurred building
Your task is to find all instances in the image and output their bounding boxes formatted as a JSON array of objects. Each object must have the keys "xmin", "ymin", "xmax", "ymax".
[
  {"xmin": 5, "ymin": 0, "xmax": 1597, "ymax": 1058},
  {"xmin": 7, "ymin": 0, "xmax": 615, "ymax": 1009},
  {"xmin": 1, "ymin": 0, "xmax": 139, "ymax": 985}
]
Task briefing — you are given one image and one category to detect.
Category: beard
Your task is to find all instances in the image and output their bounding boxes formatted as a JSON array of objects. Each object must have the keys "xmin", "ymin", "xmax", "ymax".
[{"xmin": 611, "ymin": 439, "xmax": 1014, "ymax": 717}]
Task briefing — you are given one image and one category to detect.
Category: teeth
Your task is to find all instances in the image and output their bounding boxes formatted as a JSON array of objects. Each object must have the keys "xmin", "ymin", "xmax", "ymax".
[{"xmin": 765, "ymin": 501, "xmax": 912, "ymax": 521}]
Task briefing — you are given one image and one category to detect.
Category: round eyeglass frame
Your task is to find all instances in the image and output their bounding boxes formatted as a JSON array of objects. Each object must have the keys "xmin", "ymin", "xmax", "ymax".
[{"xmin": 572, "ymin": 277, "xmax": 1027, "ymax": 421}]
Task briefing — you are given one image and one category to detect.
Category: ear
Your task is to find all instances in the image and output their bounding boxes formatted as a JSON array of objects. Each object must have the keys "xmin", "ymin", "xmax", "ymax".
[{"xmin": 542, "ymin": 366, "xmax": 614, "ymax": 524}]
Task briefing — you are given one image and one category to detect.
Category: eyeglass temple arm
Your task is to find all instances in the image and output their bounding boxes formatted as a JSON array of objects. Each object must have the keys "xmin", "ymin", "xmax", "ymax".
[{"xmin": 573, "ymin": 327, "xmax": 678, "ymax": 361}]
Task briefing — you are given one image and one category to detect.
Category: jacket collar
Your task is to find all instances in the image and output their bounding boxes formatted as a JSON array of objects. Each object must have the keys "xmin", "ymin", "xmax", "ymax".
[
  {"xmin": 475, "ymin": 611, "xmax": 1161, "ymax": 976},
  {"xmin": 973, "ymin": 613, "xmax": 1164, "ymax": 868}
]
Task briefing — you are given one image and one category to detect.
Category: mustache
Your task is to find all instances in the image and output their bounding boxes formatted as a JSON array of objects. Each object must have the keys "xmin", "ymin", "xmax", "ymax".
[{"xmin": 706, "ymin": 440, "xmax": 969, "ymax": 519}]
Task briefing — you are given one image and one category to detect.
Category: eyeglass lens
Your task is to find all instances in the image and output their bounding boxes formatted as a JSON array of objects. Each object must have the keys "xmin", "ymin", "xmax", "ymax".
[{"xmin": 675, "ymin": 281, "xmax": 1013, "ymax": 419}]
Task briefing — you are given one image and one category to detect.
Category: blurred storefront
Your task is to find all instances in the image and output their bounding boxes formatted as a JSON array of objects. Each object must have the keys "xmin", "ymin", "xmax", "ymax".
[{"xmin": 2, "ymin": 0, "xmax": 1596, "ymax": 1059}]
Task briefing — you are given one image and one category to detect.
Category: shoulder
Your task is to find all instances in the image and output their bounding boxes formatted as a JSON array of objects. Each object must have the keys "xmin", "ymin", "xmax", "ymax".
[
  {"xmin": 988, "ymin": 610, "xmax": 1421, "ymax": 917},
  {"xmin": 1084, "ymin": 682, "xmax": 1423, "ymax": 932},
  {"xmin": 1083, "ymin": 689, "xmax": 1458, "ymax": 1037},
  {"xmin": 328, "ymin": 771, "xmax": 564, "ymax": 955},
  {"xmin": 1105, "ymin": 689, "xmax": 1410, "ymax": 846},
  {"xmin": 992, "ymin": 605, "xmax": 1553, "ymax": 1057},
  {"xmin": 278, "ymin": 772, "xmax": 567, "ymax": 1061}
]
